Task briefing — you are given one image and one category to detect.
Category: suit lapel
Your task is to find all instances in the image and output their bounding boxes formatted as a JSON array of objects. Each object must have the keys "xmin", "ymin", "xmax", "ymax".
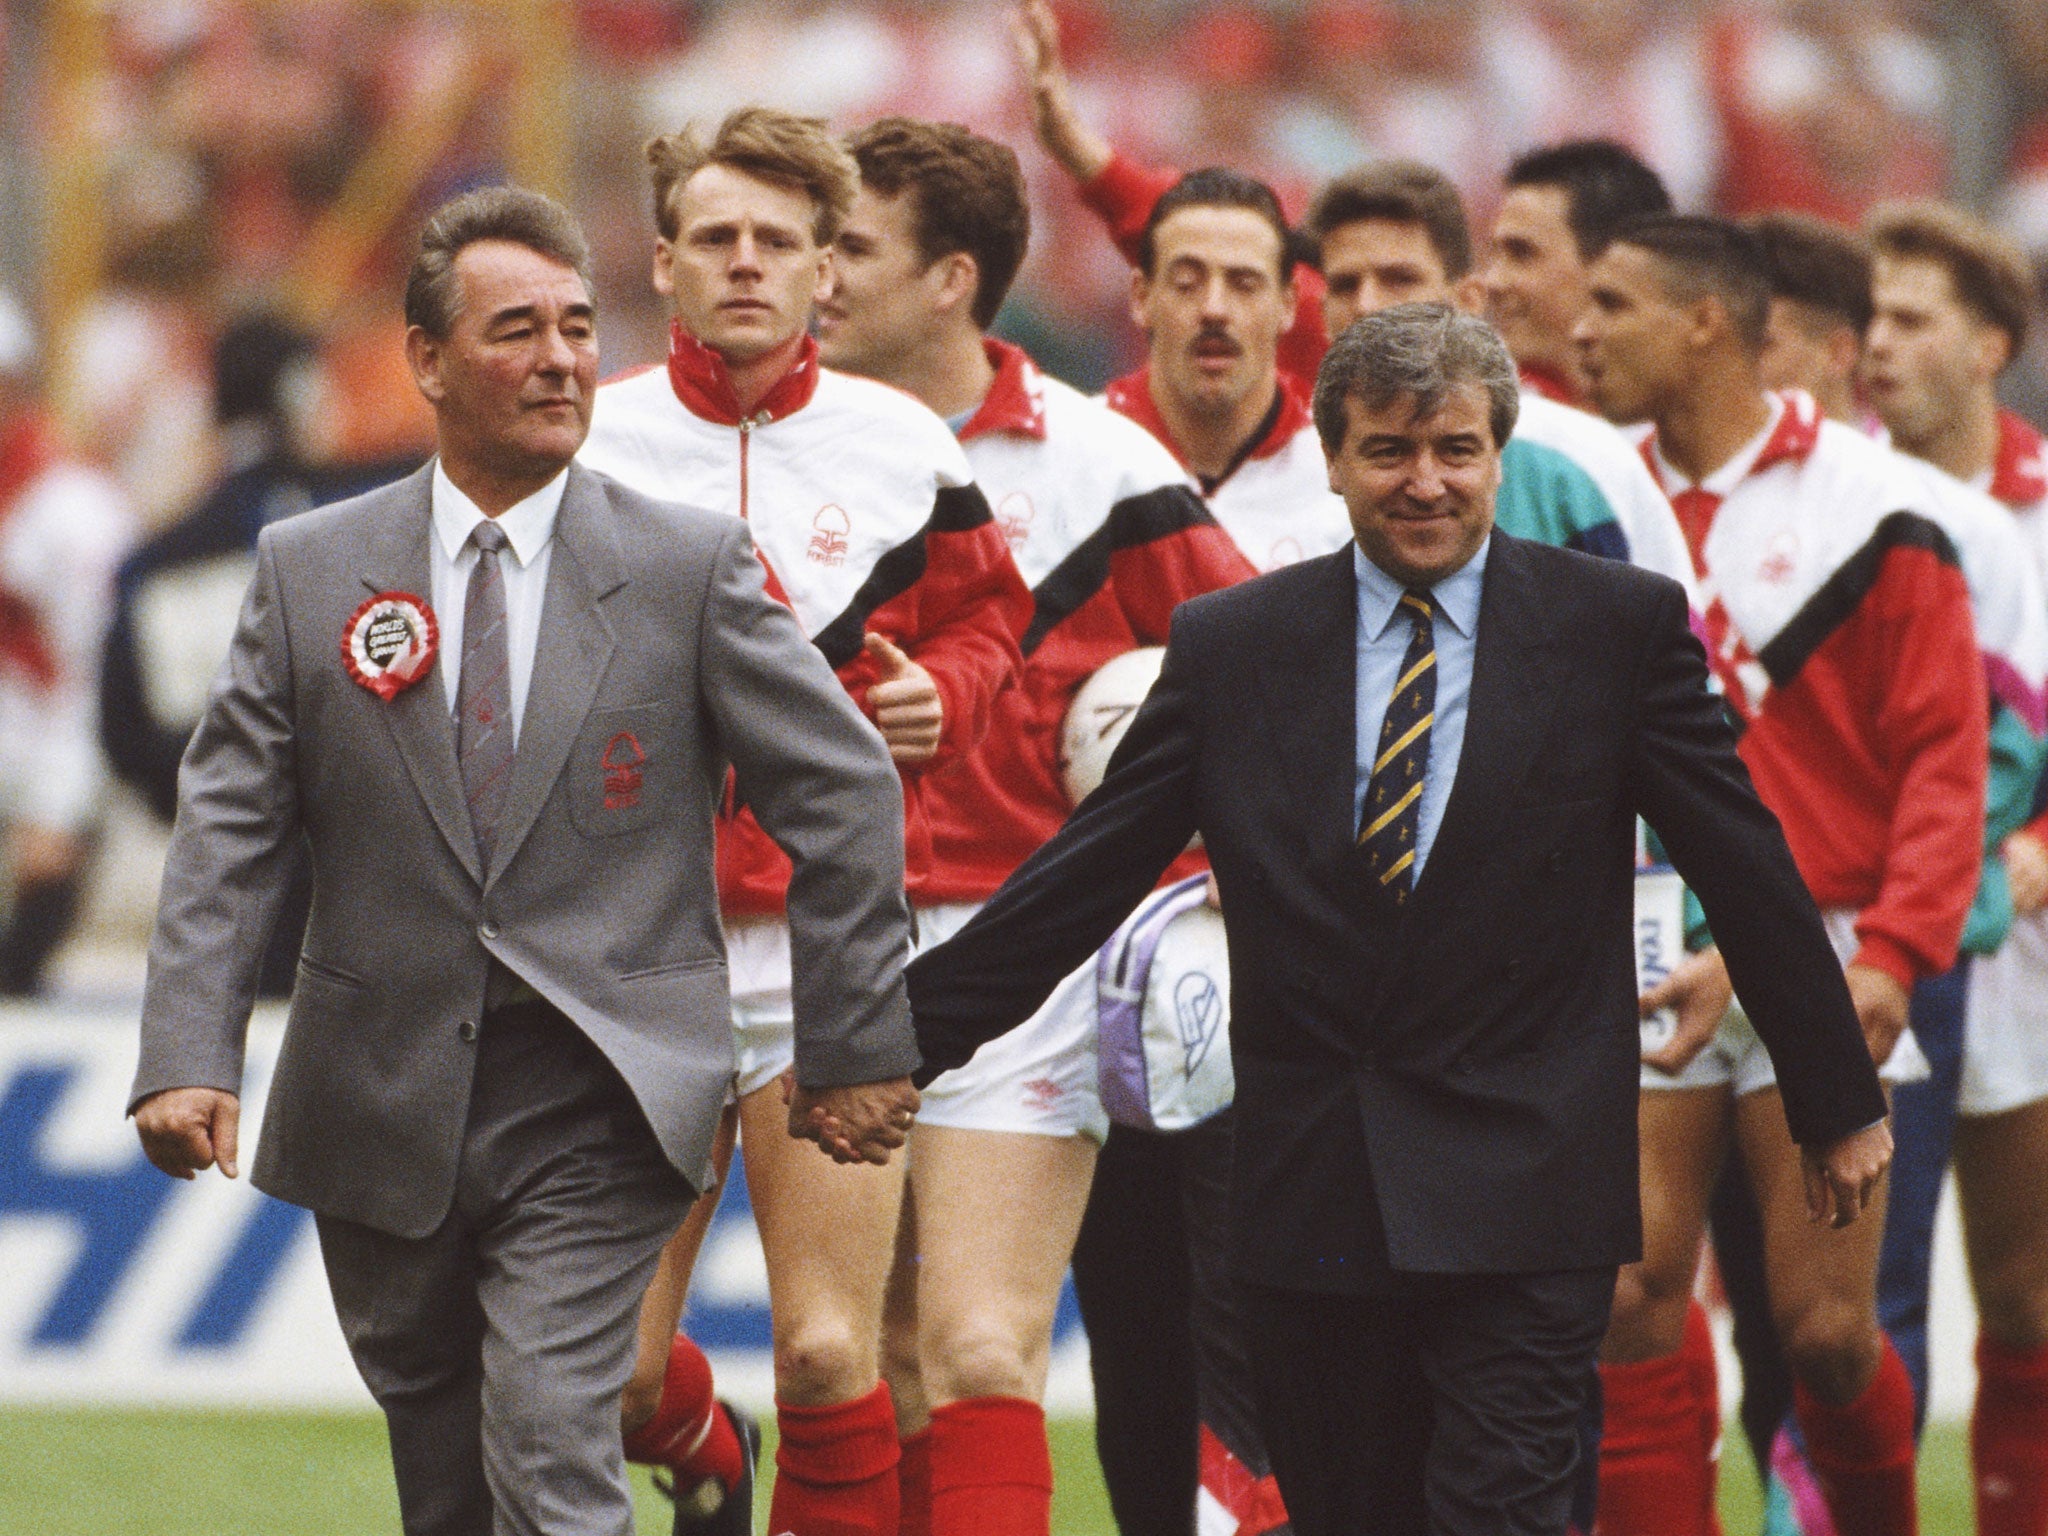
[
  {"xmin": 359, "ymin": 464, "xmax": 483, "ymax": 885},
  {"xmin": 1254, "ymin": 550, "xmax": 1360, "ymax": 874},
  {"xmin": 484, "ymin": 464, "xmax": 624, "ymax": 886},
  {"xmin": 1408, "ymin": 532, "xmax": 1558, "ymax": 913}
]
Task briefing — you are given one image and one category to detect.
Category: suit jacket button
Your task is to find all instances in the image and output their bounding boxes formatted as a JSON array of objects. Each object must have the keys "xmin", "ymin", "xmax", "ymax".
[
  {"xmin": 458, "ymin": 1019, "xmax": 478, "ymax": 1043},
  {"xmin": 1506, "ymin": 959, "xmax": 1525, "ymax": 979},
  {"xmin": 479, "ymin": 920, "xmax": 500, "ymax": 941}
]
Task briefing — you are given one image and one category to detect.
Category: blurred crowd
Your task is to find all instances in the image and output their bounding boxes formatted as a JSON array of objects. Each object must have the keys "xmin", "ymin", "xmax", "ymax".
[{"xmin": 2, "ymin": 0, "xmax": 2048, "ymax": 990}]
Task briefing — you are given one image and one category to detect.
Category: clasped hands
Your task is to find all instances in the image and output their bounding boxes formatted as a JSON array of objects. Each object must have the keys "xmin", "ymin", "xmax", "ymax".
[
  {"xmin": 1639, "ymin": 944, "xmax": 1896, "ymax": 1229},
  {"xmin": 138, "ymin": 1074, "xmax": 922, "ymax": 1178},
  {"xmin": 782, "ymin": 1071, "xmax": 920, "ymax": 1166}
]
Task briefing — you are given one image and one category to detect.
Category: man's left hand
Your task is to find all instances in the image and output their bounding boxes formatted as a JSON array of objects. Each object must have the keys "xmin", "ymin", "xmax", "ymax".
[
  {"xmin": 782, "ymin": 1071, "xmax": 920, "ymax": 1165},
  {"xmin": 1844, "ymin": 963, "xmax": 1910, "ymax": 1067},
  {"xmin": 1801, "ymin": 1119, "xmax": 1893, "ymax": 1229},
  {"xmin": 864, "ymin": 633, "xmax": 943, "ymax": 764}
]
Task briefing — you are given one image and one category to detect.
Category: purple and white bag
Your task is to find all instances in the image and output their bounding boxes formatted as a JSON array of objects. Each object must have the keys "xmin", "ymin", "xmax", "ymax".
[{"xmin": 1096, "ymin": 874, "xmax": 1234, "ymax": 1131}]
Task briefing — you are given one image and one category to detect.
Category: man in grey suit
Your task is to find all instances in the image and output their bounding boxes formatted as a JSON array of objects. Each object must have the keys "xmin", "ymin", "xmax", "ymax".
[{"xmin": 129, "ymin": 187, "xmax": 921, "ymax": 1536}]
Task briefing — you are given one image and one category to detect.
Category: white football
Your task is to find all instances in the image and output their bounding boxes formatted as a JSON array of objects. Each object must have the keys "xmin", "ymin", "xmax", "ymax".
[{"xmin": 1059, "ymin": 646, "xmax": 1165, "ymax": 807}]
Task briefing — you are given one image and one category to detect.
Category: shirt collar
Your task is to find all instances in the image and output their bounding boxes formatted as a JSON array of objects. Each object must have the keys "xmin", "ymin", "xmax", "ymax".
[
  {"xmin": 1646, "ymin": 391, "xmax": 1810, "ymax": 499},
  {"xmin": 957, "ymin": 337, "xmax": 1048, "ymax": 442},
  {"xmin": 665, "ymin": 322, "xmax": 821, "ymax": 427},
  {"xmin": 1104, "ymin": 367, "xmax": 1313, "ymax": 487},
  {"xmin": 1990, "ymin": 409, "xmax": 2048, "ymax": 509},
  {"xmin": 1353, "ymin": 534, "xmax": 1490, "ymax": 641},
  {"xmin": 431, "ymin": 459, "xmax": 567, "ymax": 569}
]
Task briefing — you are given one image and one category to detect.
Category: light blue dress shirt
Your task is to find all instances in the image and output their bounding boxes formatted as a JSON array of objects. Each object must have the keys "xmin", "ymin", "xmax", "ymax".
[{"xmin": 1352, "ymin": 536, "xmax": 1489, "ymax": 878}]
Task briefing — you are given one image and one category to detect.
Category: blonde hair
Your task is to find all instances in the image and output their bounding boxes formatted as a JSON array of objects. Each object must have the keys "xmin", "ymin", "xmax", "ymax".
[{"xmin": 646, "ymin": 106, "xmax": 859, "ymax": 245}]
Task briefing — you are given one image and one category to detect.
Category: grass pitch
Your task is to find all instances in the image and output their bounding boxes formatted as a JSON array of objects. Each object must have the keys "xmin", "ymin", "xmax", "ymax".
[{"xmin": 0, "ymin": 1408, "xmax": 1968, "ymax": 1532}]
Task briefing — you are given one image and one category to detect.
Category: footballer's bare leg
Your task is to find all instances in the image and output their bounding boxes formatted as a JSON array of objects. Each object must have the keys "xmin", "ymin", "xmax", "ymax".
[
  {"xmin": 623, "ymin": 1103, "xmax": 738, "ymax": 1433},
  {"xmin": 1606, "ymin": 1087, "xmax": 1728, "ymax": 1362},
  {"xmin": 1956, "ymin": 1099, "xmax": 2048, "ymax": 1351},
  {"xmin": 617, "ymin": 1104, "xmax": 756, "ymax": 1520},
  {"xmin": 903, "ymin": 1124, "xmax": 1097, "ymax": 1536},
  {"xmin": 1739, "ymin": 1085, "xmax": 1916, "ymax": 1536},
  {"xmin": 881, "ymin": 1180, "xmax": 928, "ymax": 1428},
  {"xmin": 1954, "ymin": 1099, "xmax": 2048, "ymax": 1536},
  {"xmin": 740, "ymin": 1078, "xmax": 905, "ymax": 1400},
  {"xmin": 1597, "ymin": 1086, "xmax": 1728, "ymax": 1536},
  {"xmin": 742, "ymin": 1076, "xmax": 908, "ymax": 1534}
]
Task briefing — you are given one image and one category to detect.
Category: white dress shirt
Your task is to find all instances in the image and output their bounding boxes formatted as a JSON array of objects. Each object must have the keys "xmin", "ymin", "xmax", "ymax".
[{"xmin": 429, "ymin": 461, "xmax": 564, "ymax": 748}]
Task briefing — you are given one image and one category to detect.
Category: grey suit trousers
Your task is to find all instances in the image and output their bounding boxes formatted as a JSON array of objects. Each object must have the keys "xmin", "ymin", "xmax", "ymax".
[{"xmin": 316, "ymin": 1000, "xmax": 692, "ymax": 1536}]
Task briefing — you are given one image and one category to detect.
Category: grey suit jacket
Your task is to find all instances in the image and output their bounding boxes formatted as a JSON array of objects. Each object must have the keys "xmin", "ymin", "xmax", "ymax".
[{"xmin": 132, "ymin": 461, "xmax": 916, "ymax": 1237}]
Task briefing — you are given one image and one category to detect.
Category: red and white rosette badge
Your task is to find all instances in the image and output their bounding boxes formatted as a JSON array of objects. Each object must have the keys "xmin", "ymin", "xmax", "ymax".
[{"xmin": 343, "ymin": 592, "xmax": 439, "ymax": 701}]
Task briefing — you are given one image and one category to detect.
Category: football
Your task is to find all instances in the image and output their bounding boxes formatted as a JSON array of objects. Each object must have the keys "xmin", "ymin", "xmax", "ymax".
[{"xmin": 1058, "ymin": 646, "xmax": 1165, "ymax": 807}]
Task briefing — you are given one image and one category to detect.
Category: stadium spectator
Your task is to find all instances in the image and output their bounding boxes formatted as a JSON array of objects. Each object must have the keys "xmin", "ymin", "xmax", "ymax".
[
  {"xmin": 1483, "ymin": 0, "xmax": 1722, "ymax": 213},
  {"xmin": 579, "ymin": 105, "xmax": 1027, "ymax": 1536},
  {"xmin": 98, "ymin": 310, "xmax": 414, "ymax": 999},
  {"xmin": 1864, "ymin": 199, "xmax": 2048, "ymax": 1536},
  {"xmin": 1478, "ymin": 138, "xmax": 1674, "ymax": 407},
  {"xmin": 818, "ymin": 114, "xmax": 1254, "ymax": 1536},
  {"xmin": 0, "ymin": 291, "xmax": 134, "ymax": 995},
  {"xmin": 1576, "ymin": 215, "xmax": 1985, "ymax": 1536},
  {"xmin": 1707, "ymin": 2, "xmax": 1949, "ymax": 225}
]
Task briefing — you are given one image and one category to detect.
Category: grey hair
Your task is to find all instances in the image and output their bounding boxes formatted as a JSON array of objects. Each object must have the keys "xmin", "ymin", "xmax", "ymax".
[
  {"xmin": 1312, "ymin": 302, "xmax": 1519, "ymax": 453},
  {"xmin": 405, "ymin": 186, "xmax": 593, "ymax": 339}
]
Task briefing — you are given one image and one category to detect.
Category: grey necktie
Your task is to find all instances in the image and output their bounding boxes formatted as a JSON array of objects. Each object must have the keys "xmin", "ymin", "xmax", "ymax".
[{"xmin": 457, "ymin": 519, "xmax": 515, "ymax": 868}]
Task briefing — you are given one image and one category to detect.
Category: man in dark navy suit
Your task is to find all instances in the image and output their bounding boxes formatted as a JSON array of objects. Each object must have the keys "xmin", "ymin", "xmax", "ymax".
[{"xmin": 906, "ymin": 303, "xmax": 1893, "ymax": 1536}]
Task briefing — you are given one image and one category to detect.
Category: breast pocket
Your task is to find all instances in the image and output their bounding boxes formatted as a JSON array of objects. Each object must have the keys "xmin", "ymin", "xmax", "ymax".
[{"xmin": 569, "ymin": 704, "xmax": 676, "ymax": 838}]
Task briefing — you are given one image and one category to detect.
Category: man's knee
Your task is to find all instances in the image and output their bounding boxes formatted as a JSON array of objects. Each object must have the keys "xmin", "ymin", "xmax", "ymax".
[
  {"xmin": 1603, "ymin": 1255, "xmax": 1695, "ymax": 1359},
  {"xmin": 1974, "ymin": 1271, "xmax": 2048, "ymax": 1352},
  {"xmin": 925, "ymin": 1317, "xmax": 1038, "ymax": 1403},
  {"xmin": 1779, "ymin": 1296, "xmax": 1882, "ymax": 1402},
  {"xmin": 774, "ymin": 1318, "xmax": 876, "ymax": 1403}
]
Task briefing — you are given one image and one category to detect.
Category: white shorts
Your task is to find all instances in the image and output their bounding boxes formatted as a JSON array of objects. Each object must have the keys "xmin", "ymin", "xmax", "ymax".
[
  {"xmin": 909, "ymin": 902, "xmax": 1110, "ymax": 1143},
  {"xmin": 1641, "ymin": 908, "xmax": 1929, "ymax": 1095},
  {"xmin": 1960, "ymin": 913, "xmax": 2048, "ymax": 1117},
  {"xmin": 727, "ymin": 914, "xmax": 798, "ymax": 1099}
]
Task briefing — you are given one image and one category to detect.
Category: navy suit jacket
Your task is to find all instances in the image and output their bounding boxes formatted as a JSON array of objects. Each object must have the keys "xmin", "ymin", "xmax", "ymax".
[{"xmin": 907, "ymin": 530, "xmax": 1886, "ymax": 1290}]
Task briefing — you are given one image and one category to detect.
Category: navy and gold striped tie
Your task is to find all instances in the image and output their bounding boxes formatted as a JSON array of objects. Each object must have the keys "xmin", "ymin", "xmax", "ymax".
[{"xmin": 1358, "ymin": 589, "xmax": 1436, "ymax": 902}]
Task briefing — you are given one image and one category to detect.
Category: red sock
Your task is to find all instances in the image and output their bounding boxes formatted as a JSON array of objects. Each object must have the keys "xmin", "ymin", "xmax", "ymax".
[
  {"xmin": 1598, "ymin": 1346, "xmax": 1717, "ymax": 1536},
  {"xmin": 621, "ymin": 1334, "xmax": 746, "ymax": 1491},
  {"xmin": 1793, "ymin": 1337, "xmax": 1917, "ymax": 1536},
  {"xmin": 1975, "ymin": 1334, "xmax": 2048, "ymax": 1536},
  {"xmin": 897, "ymin": 1428, "xmax": 933, "ymax": 1536},
  {"xmin": 1680, "ymin": 1299, "xmax": 1726, "ymax": 1536},
  {"xmin": 927, "ymin": 1395, "xmax": 1052, "ymax": 1536},
  {"xmin": 1198, "ymin": 1422, "xmax": 1290, "ymax": 1535},
  {"xmin": 769, "ymin": 1382, "xmax": 901, "ymax": 1536}
]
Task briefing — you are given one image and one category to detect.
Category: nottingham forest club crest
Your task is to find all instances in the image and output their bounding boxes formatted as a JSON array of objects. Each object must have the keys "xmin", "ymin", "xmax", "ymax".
[{"xmin": 342, "ymin": 592, "xmax": 439, "ymax": 701}]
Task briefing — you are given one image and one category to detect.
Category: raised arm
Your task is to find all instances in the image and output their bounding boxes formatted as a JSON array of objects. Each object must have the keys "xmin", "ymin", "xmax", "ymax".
[{"xmin": 1012, "ymin": 0, "xmax": 1112, "ymax": 188}]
